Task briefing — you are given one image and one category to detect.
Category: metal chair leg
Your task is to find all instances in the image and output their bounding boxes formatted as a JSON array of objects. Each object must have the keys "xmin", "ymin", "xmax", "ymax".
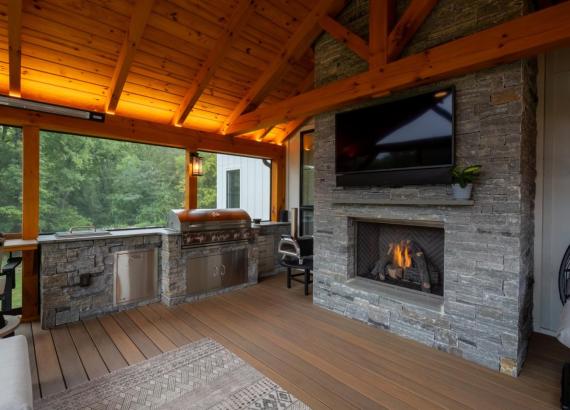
[{"xmin": 287, "ymin": 267, "xmax": 291, "ymax": 288}]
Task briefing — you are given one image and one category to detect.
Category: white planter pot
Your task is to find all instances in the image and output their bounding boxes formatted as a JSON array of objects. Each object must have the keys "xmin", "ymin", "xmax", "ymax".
[{"xmin": 452, "ymin": 183, "xmax": 473, "ymax": 200}]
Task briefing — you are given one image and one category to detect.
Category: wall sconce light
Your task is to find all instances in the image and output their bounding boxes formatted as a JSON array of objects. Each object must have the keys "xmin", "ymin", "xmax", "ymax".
[{"xmin": 190, "ymin": 153, "xmax": 204, "ymax": 176}]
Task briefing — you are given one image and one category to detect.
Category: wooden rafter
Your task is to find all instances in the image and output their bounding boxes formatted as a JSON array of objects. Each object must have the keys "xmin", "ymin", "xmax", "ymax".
[
  {"xmin": 386, "ymin": 0, "xmax": 438, "ymax": 61},
  {"xmin": 257, "ymin": 70, "xmax": 315, "ymax": 141},
  {"xmin": 7, "ymin": 0, "xmax": 22, "ymax": 97},
  {"xmin": 172, "ymin": 0, "xmax": 256, "ymax": 127},
  {"xmin": 369, "ymin": 0, "xmax": 395, "ymax": 68},
  {"xmin": 319, "ymin": 16, "xmax": 369, "ymax": 61},
  {"xmin": 221, "ymin": 0, "xmax": 346, "ymax": 134},
  {"xmin": 106, "ymin": 0, "xmax": 154, "ymax": 114},
  {"xmin": 226, "ymin": 1, "xmax": 570, "ymax": 135}
]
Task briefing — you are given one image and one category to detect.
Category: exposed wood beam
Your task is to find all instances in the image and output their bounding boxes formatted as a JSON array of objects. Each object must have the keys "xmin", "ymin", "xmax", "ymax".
[
  {"xmin": 221, "ymin": 0, "xmax": 346, "ymax": 134},
  {"xmin": 106, "ymin": 0, "xmax": 154, "ymax": 114},
  {"xmin": 172, "ymin": 0, "xmax": 256, "ymax": 126},
  {"xmin": 369, "ymin": 0, "xmax": 395, "ymax": 68},
  {"xmin": 276, "ymin": 117, "xmax": 310, "ymax": 144},
  {"xmin": 22, "ymin": 126, "xmax": 40, "ymax": 320},
  {"xmin": 0, "ymin": 105, "xmax": 284, "ymax": 160},
  {"xmin": 387, "ymin": 0, "xmax": 438, "ymax": 61},
  {"xmin": 258, "ymin": 70, "xmax": 315, "ymax": 141},
  {"xmin": 7, "ymin": 0, "xmax": 22, "ymax": 97},
  {"xmin": 319, "ymin": 16, "xmax": 370, "ymax": 61},
  {"xmin": 226, "ymin": 1, "xmax": 570, "ymax": 135}
]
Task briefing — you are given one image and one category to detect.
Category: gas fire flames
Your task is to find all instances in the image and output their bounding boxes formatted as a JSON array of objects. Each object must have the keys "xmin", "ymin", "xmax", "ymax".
[{"xmin": 392, "ymin": 240, "xmax": 412, "ymax": 270}]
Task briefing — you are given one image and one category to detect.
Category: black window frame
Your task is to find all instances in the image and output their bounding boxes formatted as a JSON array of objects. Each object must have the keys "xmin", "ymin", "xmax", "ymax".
[
  {"xmin": 226, "ymin": 169, "xmax": 241, "ymax": 208},
  {"xmin": 299, "ymin": 129, "xmax": 314, "ymax": 237}
]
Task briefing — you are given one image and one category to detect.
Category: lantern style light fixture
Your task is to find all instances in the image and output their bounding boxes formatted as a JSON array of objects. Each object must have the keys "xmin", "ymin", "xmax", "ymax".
[{"xmin": 190, "ymin": 152, "xmax": 204, "ymax": 176}]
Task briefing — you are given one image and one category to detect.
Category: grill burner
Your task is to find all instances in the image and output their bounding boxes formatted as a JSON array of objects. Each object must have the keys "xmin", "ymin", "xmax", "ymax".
[{"xmin": 168, "ymin": 209, "xmax": 254, "ymax": 248}]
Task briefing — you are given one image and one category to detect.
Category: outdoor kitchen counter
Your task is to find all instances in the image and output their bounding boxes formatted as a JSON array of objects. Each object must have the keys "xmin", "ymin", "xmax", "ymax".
[
  {"xmin": 38, "ymin": 228, "xmax": 166, "ymax": 328},
  {"xmin": 38, "ymin": 227, "xmax": 178, "ymax": 243}
]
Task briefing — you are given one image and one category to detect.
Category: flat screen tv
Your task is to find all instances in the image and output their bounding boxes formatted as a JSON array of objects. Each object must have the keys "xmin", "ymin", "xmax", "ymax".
[{"xmin": 335, "ymin": 87, "xmax": 454, "ymax": 187}]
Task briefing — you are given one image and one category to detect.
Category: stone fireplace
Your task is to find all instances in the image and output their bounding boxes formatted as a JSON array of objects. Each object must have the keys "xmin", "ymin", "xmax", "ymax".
[
  {"xmin": 311, "ymin": 0, "xmax": 536, "ymax": 376},
  {"xmin": 354, "ymin": 220, "xmax": 444, "ymax": 297}
]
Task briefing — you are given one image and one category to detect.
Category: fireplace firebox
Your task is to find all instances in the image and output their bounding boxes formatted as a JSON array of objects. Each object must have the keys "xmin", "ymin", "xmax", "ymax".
[{"xmin": 354, "ymin": 220, "xmax": 444, "ymax": 296}]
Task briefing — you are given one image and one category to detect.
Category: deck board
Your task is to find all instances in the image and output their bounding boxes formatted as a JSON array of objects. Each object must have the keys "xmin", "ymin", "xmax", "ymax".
[
  {"xmin": 51, "ymin": 326, "xmax": 89, "ymax": 388},
  {"xmin": 25, "ymin": 274, "xmax": 566, "ymax": 408},
  {"xmin": 82, "ymin": 318, "xmax": 128, "ymax": 372},
  {"xmin": 67, "ymin": 322, "xmax": 109, "ymax": 380},
  {"xmin": 31, "ymin": 321, "xmax": 66, "ymax": 397}
]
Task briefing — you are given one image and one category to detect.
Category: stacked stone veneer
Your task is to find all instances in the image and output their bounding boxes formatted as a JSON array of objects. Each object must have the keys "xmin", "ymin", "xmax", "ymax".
[
  {"xmin": 41, "ymin": 231, "xmax": 261, "ymax": 327},
  {"xmin": 40, "ymin": 234, "xmax": 162, "ymax": 328},
  {"xmin": 313, "ymin": 0, "xmax": 536, "ymax": 375}
]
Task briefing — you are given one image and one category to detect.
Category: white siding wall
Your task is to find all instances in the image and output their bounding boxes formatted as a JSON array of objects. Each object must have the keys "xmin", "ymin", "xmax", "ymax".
[{"xmin": 216, "ymin": 154, "xmax": 271, "ymax": 220}]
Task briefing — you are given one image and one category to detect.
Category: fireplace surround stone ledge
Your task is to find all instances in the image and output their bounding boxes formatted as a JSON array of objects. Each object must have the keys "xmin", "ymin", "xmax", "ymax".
[
  {"xmin": 332, "ymin": 198, "xmax": 474, "ymax": 206},
  {"xmin": 346, "ymin": 277, "xmax": 444, "ymax": 313}
]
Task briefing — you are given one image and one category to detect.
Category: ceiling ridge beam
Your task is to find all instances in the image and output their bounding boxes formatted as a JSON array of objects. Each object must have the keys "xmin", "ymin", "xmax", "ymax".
[
  {"xmin": 106, "ymin": 0, "xmax": 154, "ymax": 114},
  {"xmin": 172, "ymin": 0, "xmax": 257, "ymax": 127},
  {"xmin": 225, "ymin": 1, "xmax": 570, "ymax": 135},
  {"xmin": 221, "ymin": 0, "xmax": 346, "ymax": 134},
  {"xmin": 386, "ymin": 0, "xmax": 438, "ymax": 61},
  {"xmin": 369, "ymin": 0, "xmax": 395, "ymax": 69},
  {"xmin": 318, "ymin": 16, "xmax": 370, "ymax": 61},
  {"xmin": 8, "ymin": 0, "xmax": 23, "ymax": 97}
]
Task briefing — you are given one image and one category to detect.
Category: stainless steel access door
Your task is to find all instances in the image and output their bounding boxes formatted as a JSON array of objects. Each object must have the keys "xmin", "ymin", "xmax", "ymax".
[
  {"xmin": 186, "ymin": 248, "xmax": 247, "ymax": 295},
  {"xmin": 113, "ymin": 248, "xmax": 158, "ymax": 306}
]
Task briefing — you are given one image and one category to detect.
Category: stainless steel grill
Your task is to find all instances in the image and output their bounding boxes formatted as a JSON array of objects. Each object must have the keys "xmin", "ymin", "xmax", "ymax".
[{"xmin": 168, "ymin": 209, "xmax": 254, "ymax": 248}]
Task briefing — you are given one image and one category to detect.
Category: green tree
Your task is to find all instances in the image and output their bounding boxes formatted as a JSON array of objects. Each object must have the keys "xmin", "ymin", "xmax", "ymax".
[{"xmin": 0, "ymin": 126, "xmax": 23, "ymax": 233}]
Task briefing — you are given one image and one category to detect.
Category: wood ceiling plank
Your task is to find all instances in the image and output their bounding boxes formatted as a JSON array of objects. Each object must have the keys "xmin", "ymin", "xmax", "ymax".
[
  {"xmin": 226, "ymin": 1, "xmax": 570, "ymax": 135},
  {"xmin": 23, "ymin": 1, "xmax": 127, "ymax": 44},
  {"xmin": 22, "ymin": 31, "xmax": 118, "ymax": 67},
  {"xmin": 22, "ymin": 14, "xmax": 122, "ymax": 56},
  {"xmin": 106, "ymin": 0, "xmax": 154, "ymax": 113},
  {"xmin": 21, "ymin": 78, "xmax": 105, "ymax": 111},
  {"xmin": 173, "ymin": 0, "xmax": 257, "ymax": 126},
  {"xmin": 319, "ymin": 16, "xmax": 370, "ymax": 61},
  {"xmin": 22, "ymin": 55, "xmax": 111, "ymax": 87},
  {"xmin": 369, "ymin": 0, "xmax": 395, "ymax": 68},
  {"xmin": 7, "ymin": 0, "xmax": 22, "ymax": 97},
  {"xmin": 222, "ymin": 0, "xmax": 346, "ymax": 134},
  {"xmin": 40, "ymin": 0, "xmax": 132, "ymax": 30},
  {"xmin": 387, "ymin": 0, "xmax": 438, "ymax": 61}
]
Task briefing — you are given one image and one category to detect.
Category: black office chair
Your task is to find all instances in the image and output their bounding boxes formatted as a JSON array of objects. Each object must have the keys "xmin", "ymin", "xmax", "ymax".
[
  {"xmin": 559, "ymin": 245, "xmax": 570, "ymax": 409},
  {"xmin": 0, "ymin": 253, "xmax": 21, "ymax": 317},
  {"xmin": 278, "ymin": 235, "xmax": 313, "ymax": 295}
]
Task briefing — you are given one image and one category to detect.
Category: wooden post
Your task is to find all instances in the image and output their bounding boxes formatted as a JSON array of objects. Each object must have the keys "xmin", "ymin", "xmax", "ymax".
[
  {"xmin": 185, "ymin": 148, "xmax": 198, "ymax": 209},
  {"xmin": 271, "ymin": 156, "xmax": 286, "ymax": 221},
  {"xmin": 369, "ymin": 0, "xmax": 395, "ymax": 69},
  {"xmin": 22, "ymin": 126, "xmax": 40, "ymax": 320}
]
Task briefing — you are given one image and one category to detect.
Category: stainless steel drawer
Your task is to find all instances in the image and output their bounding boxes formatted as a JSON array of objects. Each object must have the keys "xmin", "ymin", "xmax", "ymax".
[{"xmin": 113, "ymin": 249, "xmax": 158, "ymax": 306}]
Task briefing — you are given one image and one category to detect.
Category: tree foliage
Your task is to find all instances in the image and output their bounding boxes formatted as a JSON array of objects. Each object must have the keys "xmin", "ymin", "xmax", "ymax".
[{"xmin": 0, "ymin": 129, "xmax": 223, "ymax": 234}]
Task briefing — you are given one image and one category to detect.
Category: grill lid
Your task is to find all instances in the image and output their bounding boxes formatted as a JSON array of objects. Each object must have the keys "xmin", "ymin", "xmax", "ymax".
[{"xmin": 168, "ymin": 208, "xmax": 251, "ymax": 232}]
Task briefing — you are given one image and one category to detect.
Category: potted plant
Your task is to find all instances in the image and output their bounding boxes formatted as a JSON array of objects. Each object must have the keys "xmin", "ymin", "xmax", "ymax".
[{"xmin": 451, "ymin": 165, "xmax": 481, "ymax": 200}]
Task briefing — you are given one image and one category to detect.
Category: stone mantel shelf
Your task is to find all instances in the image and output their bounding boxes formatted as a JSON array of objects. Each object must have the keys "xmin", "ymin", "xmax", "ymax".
[{"xmin": 332, "ymin": 198, "xmax": 474, "ymax": 206}]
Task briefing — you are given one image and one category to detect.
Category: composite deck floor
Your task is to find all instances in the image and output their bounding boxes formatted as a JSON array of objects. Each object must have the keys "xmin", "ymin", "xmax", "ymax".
[{"xmin": 18, "ymin": 273, "xmax": 569, "ymax": 409}]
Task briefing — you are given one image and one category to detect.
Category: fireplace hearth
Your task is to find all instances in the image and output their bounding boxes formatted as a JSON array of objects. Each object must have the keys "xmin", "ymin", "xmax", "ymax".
[{"xmin": 354, "ymin": 220, "xmax": 444, "ymax": 297}]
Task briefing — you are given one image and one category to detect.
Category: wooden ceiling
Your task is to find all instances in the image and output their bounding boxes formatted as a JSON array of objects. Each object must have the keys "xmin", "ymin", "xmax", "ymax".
[{"xmin": 0, "ymin": 0, "xmax": 343, "ymax": 144}]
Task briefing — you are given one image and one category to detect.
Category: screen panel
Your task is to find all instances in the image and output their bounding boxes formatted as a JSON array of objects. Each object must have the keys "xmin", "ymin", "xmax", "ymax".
[{"xmin": 336, "ymin": 88, "xmax": 454, "ymax": 174}]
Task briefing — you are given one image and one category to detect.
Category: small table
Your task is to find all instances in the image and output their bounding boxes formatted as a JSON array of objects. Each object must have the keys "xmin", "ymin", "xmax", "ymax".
[{"xmin": 0, "ymin": 315, "xmax": 21, "ymax": 338}]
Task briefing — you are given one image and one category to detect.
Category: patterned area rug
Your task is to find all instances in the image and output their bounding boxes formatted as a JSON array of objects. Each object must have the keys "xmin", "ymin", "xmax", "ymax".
[{"xmin": 35, "ymin": 338, "xmax": 310, "ymax": 410}]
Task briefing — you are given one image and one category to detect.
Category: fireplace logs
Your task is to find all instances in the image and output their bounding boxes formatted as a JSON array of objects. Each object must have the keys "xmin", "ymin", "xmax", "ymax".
[{"xmin": 368, "ymin": 240, "xmax": 438, "ymax": 293}]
